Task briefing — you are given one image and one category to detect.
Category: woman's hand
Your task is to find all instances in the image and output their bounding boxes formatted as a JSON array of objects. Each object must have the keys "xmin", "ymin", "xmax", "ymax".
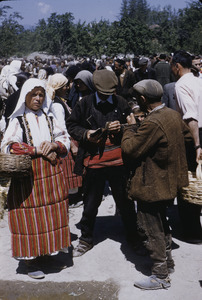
[
  {"xmin": 36, "ymin": 146, "xmax": 43, "ymax": 156},
  {"xmin": 40, "ymin": 141, "xmax": 58, "ymax": 156},
  {"xmin": 46, "ymin": 151, "xmax": 57, "ymax": 165}
]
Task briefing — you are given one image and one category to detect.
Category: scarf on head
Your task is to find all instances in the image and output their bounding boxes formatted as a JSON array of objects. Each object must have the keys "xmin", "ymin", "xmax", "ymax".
[
  {"xmin": 74, "ymin": 70, "xmax": 95, "ymax": 92},
  {"xmin": 10, "ymin": 78, "xmax": 52, "ymax": 120},
  {"xmin": 46, "ymin": 73, "xmax": 68, "ymax": 100}
]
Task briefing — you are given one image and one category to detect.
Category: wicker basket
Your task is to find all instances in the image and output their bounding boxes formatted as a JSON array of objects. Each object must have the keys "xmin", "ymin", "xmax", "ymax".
[
  {"xmin": 0, "ymin": 153, "xmax": 32, "ymax": 178},
  {"xmin": 181, "ymin": 161, "xmax": 202, "ymax": 205}
]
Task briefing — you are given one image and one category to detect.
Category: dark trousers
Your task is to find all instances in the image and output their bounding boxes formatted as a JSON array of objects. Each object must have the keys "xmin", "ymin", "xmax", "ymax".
[
  {"xmin": 137, "ymin": 200, "xmax": 174, "ymax": 279},
  {"xmin": 177, "ymin": 129, "xmax": 202, "ymax": 240},
  {"xmin": 79, "ymin": 166, "xmax": 137, "ymax": 245},
  {"xmin": 177, "ymin": 192, "xmax": 202, "ymax": 239}
]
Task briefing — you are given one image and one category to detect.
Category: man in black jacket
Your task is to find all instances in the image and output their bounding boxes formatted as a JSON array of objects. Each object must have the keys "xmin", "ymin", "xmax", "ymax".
[
  {"xmin": 66, "ymin": 69, "xmax": 138, "ymax": 256},
  {"xmin": 134, "ymin": 57, "xmax": 156, "ymax": 83},
  {"xmin": 114, "ymin": 58, "xmax": 136, "ymax": 102}
]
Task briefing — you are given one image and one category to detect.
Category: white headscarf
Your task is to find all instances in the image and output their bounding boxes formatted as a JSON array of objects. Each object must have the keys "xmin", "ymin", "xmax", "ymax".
[
  {"xmin": 9, "ymin": 60, "xmax": 22, "ymax": 75},
  {"xmin": 2, "ymin": 78, "xmax": 70, "ymax": 151},
  {"xmin": 46, "ymin": 73, "xmax": 68, "ymax": 100},
  {"xmin": 38, "ymin": 69, "xmax": 47, "ymax": 81},
  {"xmin": 0, "ymin": 60, "xmax": 22, "ymax": 92},
  {"xmin": 10, "ymin": 78, "xmax": 52, "ymax": 120}
]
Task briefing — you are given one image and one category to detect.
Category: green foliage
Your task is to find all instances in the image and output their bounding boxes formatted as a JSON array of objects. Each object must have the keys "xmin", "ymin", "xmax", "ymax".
[
  {"xmin": 127, "ymin": 0, "xmax": 150, "ymax": 21},
  {"xmin": 177, "ymin": 1, "xmax": 202, "ymax": 53},
  {"xmin": 33, "ymin": 19, "xmax": 49, "ymax": 52},
  {"xmin": 149, "ymin": 5, "xmax": 180, "ymax": 53},
  {"xmin": 0, "ymin": 10, "xmax": 23, "ymax": 57},
  {"xmin": 71, "ymin": 21, "xmax": 91, "ymax": 56},
  {"xmin": 87, "ymin": 20, "xmax": 112, "ymax": 56},
  {"xmin": 0, "ymin": 0, "xmax": 201, "ymax": 58},
  {"xmin": 43, "ymin": 12, "xmax": 75, "ymax": 56}
]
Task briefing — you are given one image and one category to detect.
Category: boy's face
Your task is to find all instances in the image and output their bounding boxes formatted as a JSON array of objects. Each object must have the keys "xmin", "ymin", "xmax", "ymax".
[{"xmin": 134, "ymin": 112, "xmax": 145, "ymax": 122}]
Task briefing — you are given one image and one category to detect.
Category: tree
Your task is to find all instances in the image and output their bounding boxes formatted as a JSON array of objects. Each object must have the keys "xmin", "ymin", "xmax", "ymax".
[
  {"xmin": 177, "ymin": 0, "xmax": 202, "ymax": 53},
  {"xmin": 0, "ymin": 3, "xmax": 10, "ymax": 19},
  {"xmin": 0, "ymin": 1, "xmax": 201, "ymax": 59},
  {"xmin": 88, "ymin": 19, "xmax": 112, "ymax": 56},
  {"xmin": 120, "ymin": 0, "xmax": 129, "ymax": 18},
  {"xmin": 128, "ymin": 0, "xmax": 150, "ymax": 21},
  {"xmin": 71, "ymin": 21, "xmax": 91, "ymax": 56},
  {"xmin": 149, "ymin": 5, "xmax": 179, "ymax": 53},
  {"xmin": 43, "ymin": 12, "xmax": 75, "ymax": 56},
  {"xmin": 32, "ymin": 19, "xmax": 49, "ymax": 52},
  {"xmin": 17, "ymin": 28, "xmax": 37, "ymax": 57},
  {"xmin": 0, "ymin": 11, "xmax": 23, "ymax": 57}
]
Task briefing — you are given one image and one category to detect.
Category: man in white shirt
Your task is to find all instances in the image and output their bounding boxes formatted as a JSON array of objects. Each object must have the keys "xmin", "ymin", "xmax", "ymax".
[{"xmin": 171, "ymin": 50, "xmax": 202, "ymax": 243}]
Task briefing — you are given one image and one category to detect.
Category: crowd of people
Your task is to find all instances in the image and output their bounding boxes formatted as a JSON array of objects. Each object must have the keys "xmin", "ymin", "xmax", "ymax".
[{"xmin": 0, "ymin": 50, "xmax": 201, "ymax": 290}]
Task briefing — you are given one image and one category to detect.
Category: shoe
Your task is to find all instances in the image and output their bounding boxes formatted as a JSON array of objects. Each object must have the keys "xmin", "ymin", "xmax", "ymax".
[
  {"xmin": 73, "ymin": 240, "xmax": 93, "ymax": 257},
  {"xmin": 134, "ymin": 275, "xmax": 171, "ymax": 290},
  {"xmin": 36, "ymin": 255, "xmax": 68, "ymax": 271},
  {"xmin": 28, "ymin": 269, "xmax": 45, "ymax": 279},
  {"xmin": 27, "ymin": 265, "xmax": 45, "ymax": 279},
  {"xmin": 26, "ymin": 260, "xmax": 45, "ymax": 279}
]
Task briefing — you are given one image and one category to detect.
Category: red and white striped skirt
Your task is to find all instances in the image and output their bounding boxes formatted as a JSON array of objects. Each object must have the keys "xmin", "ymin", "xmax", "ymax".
[
  {"xmin": 62, "ymin": 151, "xmax": 82, "ymax": 190},
  {"xmin": 7, "ymin": 157, "xmax": 71, "ymax": 258}
]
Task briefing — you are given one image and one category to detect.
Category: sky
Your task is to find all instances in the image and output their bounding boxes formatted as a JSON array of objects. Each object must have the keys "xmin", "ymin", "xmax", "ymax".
[{"xmin": 2, "ymin": 0, "xmax": 190, "ymax": 27}]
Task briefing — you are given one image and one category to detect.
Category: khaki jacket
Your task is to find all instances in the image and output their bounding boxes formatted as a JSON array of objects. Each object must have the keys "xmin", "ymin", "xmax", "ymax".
[{"xmin": 121, "ymin": 106, "xmax": 192, "ymax": 202}]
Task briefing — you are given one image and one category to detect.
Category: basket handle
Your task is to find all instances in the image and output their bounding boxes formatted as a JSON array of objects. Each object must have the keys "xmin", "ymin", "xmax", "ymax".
[{"xmin": 196, "ymin": 160, "xmax": 202, "ymax": 180}]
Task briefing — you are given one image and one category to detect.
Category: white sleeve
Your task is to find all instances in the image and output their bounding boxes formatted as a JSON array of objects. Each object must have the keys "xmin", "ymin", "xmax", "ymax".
[
  {"xmin": 0, "ymin": 116, "xmax": 6, "ymax": 133},
  {"xmin": 53, "ymin": 117, "xmax": 70, "ymax": 152},
  {"xmin": 8, "ymin": 74, "xmax": 18, "ymax": 91},
  {"xmin": 175, "ymin": 85, "xmax": 199, "ymax": 121},
  {"xmin": 1, "ymin": 118, "xmax": 23, "ymax": 153},
  {"xmin": 51, "ymin": 102, "xmax": 66, "ymax": 129}
]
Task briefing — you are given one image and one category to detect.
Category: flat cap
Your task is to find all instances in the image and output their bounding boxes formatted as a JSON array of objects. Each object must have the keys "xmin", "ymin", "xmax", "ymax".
[
  {"xmin": 133, "ymin": 79, "xmax": 163, "ymax": 99},
  {"xmin": 115, "ymin": 58, "xmax": 125, "ymax": 66},
  {"xmin": 93, "ymin": 69, "xmax": 118, "ymax": 95},
  {"xmin": 138, "ymin": 57, "xmax": 148, "ymax": 66}
]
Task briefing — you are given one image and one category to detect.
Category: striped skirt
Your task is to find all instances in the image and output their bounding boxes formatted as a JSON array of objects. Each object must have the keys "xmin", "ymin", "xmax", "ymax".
[
  {"xmin": 62, "ymin": 151, "xmax": 82, "ymax": 190},
  {"xmin": 7, "ymin": 157, "xmax": 71, "ymax": 258}
]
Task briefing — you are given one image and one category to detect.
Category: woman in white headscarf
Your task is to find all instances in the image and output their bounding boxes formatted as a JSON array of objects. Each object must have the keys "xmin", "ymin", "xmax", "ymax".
[
  {"xmin": 1, "ymin": 78, "xmax": 71, "ymax": 279},
  {"xmin": 0, "ymin": 60, "xmax": 23, "ymax": 98},
  {"xmin": 46, "ymin": 74, "xmax": 83, "ymax": 207},
  {"xmin": 37, "ymin": 68, "xmax": 48, "ymax": 83}
]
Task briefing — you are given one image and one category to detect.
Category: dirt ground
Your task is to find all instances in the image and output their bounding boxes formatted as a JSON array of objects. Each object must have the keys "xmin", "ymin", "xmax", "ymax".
[{"xmin": 0, "ymin": 194, "xmax": 201, "ymax": 300}]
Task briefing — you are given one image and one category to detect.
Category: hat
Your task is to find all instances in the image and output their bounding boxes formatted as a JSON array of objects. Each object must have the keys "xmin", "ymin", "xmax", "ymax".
[
  {"xmin": 115, "ymin": 58, "xmax": 125, "ymax": 66},
  {"xmin": 93, "ymin": 69, "xmax": 118, "ymax": 95},
  {"xmin": 138, "ymin": 57, "xmax": 148, "ymax": 67},
  {"xmin": 133, "ymin": 79, "xmax": 163, "ymax": 99},
  {"xmin": 159, "ymin": 54, "xmax": 167, "ymax": 60}
]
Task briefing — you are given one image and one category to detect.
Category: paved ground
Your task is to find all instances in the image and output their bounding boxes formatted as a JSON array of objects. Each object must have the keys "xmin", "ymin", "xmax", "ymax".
[{"xmin": 0, "ymin": 194, "xmax": 202, "ymax": 300}]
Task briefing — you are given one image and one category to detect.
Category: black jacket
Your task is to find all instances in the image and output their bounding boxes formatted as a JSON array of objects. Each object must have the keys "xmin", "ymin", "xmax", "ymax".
[
  {"xmin": 134, "ymin": 67, "xmax": 156, "ymax": 83},
  {"xmin": 115, "ymin": 70, "xmax": 136, "ymax": 102},
  {"xmin": 66, "ymin": 93, "xmax": 132, "ymax": 175}
]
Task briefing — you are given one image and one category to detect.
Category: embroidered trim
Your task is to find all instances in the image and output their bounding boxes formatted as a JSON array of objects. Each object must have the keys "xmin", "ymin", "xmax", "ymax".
[
  {"xmin": 22, "ymin": 113, "xmax": 33, "ymax": 146},
  {"xmin": 42, "ymin": 109, "xmax": 53, "ymax": 143},
  {"xmin": 22, "ymin": 110, "xmax": 53, "ymax": 146}
]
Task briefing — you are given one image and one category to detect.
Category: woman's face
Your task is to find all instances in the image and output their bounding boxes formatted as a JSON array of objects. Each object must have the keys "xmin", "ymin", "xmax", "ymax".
[
  {"xmin": 75, "ymin": 79, "xmax": 88, "ymax": 92},
  {"xmin": 56, "ymin": 84, "xmax": 68, "ymax": 97},
  {"xmin": 25, "ymin": 87, "xmax": 45, "ymax": 111}
]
